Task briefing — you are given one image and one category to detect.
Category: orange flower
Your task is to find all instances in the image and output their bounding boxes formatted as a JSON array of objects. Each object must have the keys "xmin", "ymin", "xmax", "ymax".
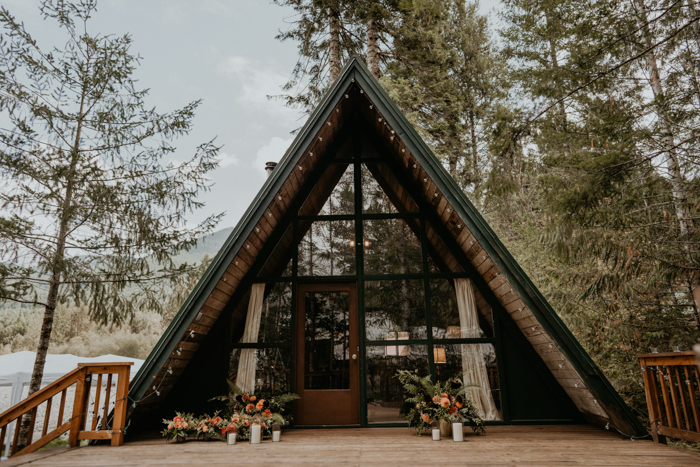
[
  {"xmin": 432, "ymin": 395, "xmax": 441, "ymax": 404},
  {"xmin": 250, "ymin": 395, "xmax": 257, "ymax": 402},
  {"xmin": 263, "ymin": 409, "xmax": 272, "ymax": 418},
  {"xmin": 448, "ymin": 406, "xmax": 457, "ymax": 415},
  {"xmin": 232, "ymin": 415, "xmax": 240, "ymax": 423},
  {"xmin": 211, "ymin": 416, "xmax": 222, "ymax": 426},
  {"xmin": 246, "ymin": 403, "xmax": 255, "ymax": 413},
  {"xmin": 182, "ymin": 422, "xmax": 188, "ymax": 428},
  {"xmin": 421, "ymin": 414, "xmax": 430, "ymax": 423},
  {"xmin": 441, "ymin": 393, "xmax": 448, "ymax": 398},
  {"xmin": 455, "ymin": 401, "xmax": 463, "ymax": 409},
  {"xmin": 440, "ymin": 397, "xmax": 450, "ymax": 408},
  {"xmin": 242, "ymin": 394, "xmax": 249, "ymax": 402},
  {"xmin": 256, "ymin": 400, "xmax": 265, "ymax": 411},
  {"xmin": 244, "ymin": 420, "xmax": 250, "ymax": 427},
  {"xmin": 174, "ymin": 416, "xmax": 182, "ymax": 423}
]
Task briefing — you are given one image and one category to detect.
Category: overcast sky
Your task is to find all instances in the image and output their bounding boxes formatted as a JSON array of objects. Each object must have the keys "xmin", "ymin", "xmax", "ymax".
[{"xmin": 4, "ymin": 0, "xmax": 501, "ymax": 231}]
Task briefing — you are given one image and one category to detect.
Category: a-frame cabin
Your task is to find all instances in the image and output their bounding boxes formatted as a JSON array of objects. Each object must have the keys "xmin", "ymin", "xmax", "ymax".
[{"xmin": 127, "ymin": 57, "xmax": 646, "ymax": 436}]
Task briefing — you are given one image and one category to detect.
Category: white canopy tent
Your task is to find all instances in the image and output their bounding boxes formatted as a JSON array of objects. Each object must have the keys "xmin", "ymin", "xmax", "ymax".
[{"xmin": 1, "ymin": 351, "xmax": 143, "ymax": 459}]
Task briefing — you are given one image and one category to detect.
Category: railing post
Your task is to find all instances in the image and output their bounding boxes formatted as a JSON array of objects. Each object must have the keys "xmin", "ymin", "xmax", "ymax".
[
  {"xmin": 69, "ymin": 367, "xmax": 91, "ymax": 448},
  {"xmin": 110, "ymin": 365, "xmax": 131, "ymax": 447},
  {"xmin": 640, "ymin": 356, "xmax": 667, "ymax": 444}
]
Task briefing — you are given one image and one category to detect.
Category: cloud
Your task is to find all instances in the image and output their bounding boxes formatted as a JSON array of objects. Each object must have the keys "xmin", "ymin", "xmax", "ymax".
[
  {"xmin": 254, "ymin": 137, "xmax": 294, "ymax": 176},
  {"xmin": 217, "ymin": 56, "xmax": 300, "ymax": 125},
  {"xmin": 217, "ymin": 152, "xmax": 239, "ymax": 168}
]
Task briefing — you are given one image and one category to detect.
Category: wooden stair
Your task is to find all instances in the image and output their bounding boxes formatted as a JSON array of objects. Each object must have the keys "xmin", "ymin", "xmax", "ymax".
[{"xmin": 0, "ymin": 362, "xmax": 132, "ymax": 459}]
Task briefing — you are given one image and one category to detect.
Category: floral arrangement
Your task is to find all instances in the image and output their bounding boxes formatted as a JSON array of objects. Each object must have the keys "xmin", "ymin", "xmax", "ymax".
[
  {"xmin": 396, "ymin": 370, "xmax": 485, "ymax": 436},
  {"xmin": 162, "ymin": 385, "xmax": 298, "ymax": 442},
  {"xmin": 161, "ymin": 413, "xmax": 195, "ymax": 442}
]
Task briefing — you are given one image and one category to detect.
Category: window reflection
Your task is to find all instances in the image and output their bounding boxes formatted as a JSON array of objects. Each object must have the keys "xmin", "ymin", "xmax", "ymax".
[
  {"xmin": 299, "ymin": 163, "xmax": 354, "ymax": 216},
  {"xmin": 257, "ymin": 225, "xmax": 293, "ymax": 278},
  {"xmin": 363, "ymin": 218, "xmax": 422, "ymax": 275},
  {"xmin": 229, "ymin": 348, "xmax": 291, "ymax": 394},
  {"xmin": 439, "ymin": 343, "xmax": 502, "ymax": 421},
  {"xmin": 298, "ymin": 220, "xmax": 355, "ymax": 276},
  {"xmin": 366, "ymin": 345, "xmax": 429, "ymax": 423},
  {"xmin": 430, "ymin": 279, "xmax": 493, "ymax": 338},
  {"xmin": 257, "ymin": 283, "xmax": 293, "ymax": 344},
  {"xmin": 365, "ymin": 280, "xmax": 426, "ymax": 340}
]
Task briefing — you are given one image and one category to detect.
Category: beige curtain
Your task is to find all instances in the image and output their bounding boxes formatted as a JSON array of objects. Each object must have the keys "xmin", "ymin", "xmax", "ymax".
[
  {"xmin": 454, "ymin": 278, "xmax": 498, "ymax": 420},
  {"xmin": 236, "ymin": 283, "xmax": 266, "ymax": 393}
]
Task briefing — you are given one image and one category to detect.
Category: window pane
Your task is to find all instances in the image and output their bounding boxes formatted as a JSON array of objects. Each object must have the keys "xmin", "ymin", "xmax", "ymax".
[
  {"xmin": 366, "ymin": 345, "xmax": 429, "ymax": 423},
  {"xmin": 230, "ymin": 347, "xmax": 292, "ymax": 394},
  {"xmin": 425, "ymin": 221, "xmax": 463, "ymax": 274},
  {"xmin": 430, "ymin": 279, "xmax": 493, "ymax": 338},
  {"xmin": 304, "ymin": 291, "xmax": 350, "ymax": 390},
  {"xmin": 365, "ymin": 280, "xmax": 427, "ymax": 340},
  {"xmin": 257, "ymin": 224, "xmax": 293, "ymax": 278},
  {"xmin": 362, "ymin": 163, "xmax": 418, "ymax": 214},
  {"xmin": 298, "ymin": 220, "xmax": 355, "ymax": 276},
  {"xmin": 257, "ymin": 283, "xmax": 293, "ymax": 344},
  {"xmin": 299, "ymin": 163, "xmax": 354, "ymax": 216},
  {"xmin": 436, "ymin": 343, "xmax": 502, "ymax": 420},
  {"xmin": 363, "ymin": 218, "xmax": 422, "ymax": 275}
]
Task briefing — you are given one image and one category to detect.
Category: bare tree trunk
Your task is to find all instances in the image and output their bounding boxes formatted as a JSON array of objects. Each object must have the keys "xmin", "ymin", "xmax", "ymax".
[
  {"xmin": 329, "ymin": 2, "xmax": 341, "ymax": 82},
  {"xmin": 637, "ymin": 3, "xmax": 699, "ymax": 315},
  {"xmin": 469, "ymin": 110, "xmax": 480, "ymax": 189},
  {"xmin": 367, "ymin": 4, "xmax": 380, "ymax": 79},
  {"xmin": 548, "ymin": 38, "xmax": 568, "ymax": 129}
]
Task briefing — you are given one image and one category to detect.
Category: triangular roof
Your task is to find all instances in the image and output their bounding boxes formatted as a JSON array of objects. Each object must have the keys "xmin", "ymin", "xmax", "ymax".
[{"xmin": 128, "ymin": 57, "xmax": 646, "ymax": 436}]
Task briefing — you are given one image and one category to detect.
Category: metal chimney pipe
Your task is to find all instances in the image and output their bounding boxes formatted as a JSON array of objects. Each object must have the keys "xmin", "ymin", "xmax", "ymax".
[{"xmin": 265, "ymin": 161, "xmax": 277, "ymax": 177}]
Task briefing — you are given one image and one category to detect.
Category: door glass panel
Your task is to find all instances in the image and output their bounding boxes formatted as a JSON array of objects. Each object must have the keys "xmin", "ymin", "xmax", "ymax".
[
  {"xmin": 304, "ymin": 291, "xmax": 350, "ymax": 390},
  {"xmin": 363, "ymin": 218, "xmax": 422, "ymax": 275},
  {"xmin": 364, "ymin": 280, "xmax": 427, "ymax": 340},
  {"xmin": 365, "ymin": 345, "xmax": 429, "ymax": 423},
  {"xmin": 298, "ymin": 220, "xmax": 356, "ymax": 276}
]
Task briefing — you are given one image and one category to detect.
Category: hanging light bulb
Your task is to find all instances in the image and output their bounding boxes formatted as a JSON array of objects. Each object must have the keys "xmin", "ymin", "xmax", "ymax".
[
  {"xmin": 363, "ymin": 239, "xmax": 370, "ymax": 247},
  {"xmin": 349, "ymin": 239, "xmax": 356, "ymax": 247}
]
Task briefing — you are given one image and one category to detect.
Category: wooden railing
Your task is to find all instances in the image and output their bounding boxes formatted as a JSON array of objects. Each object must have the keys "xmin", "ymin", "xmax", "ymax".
[
  {"xmin": 0, "ymin": 362, "xmax": 132, "ymax": 459},
  {"xmin": 637, "ymin": 351, "xmax": 700, "ymax": 444}
]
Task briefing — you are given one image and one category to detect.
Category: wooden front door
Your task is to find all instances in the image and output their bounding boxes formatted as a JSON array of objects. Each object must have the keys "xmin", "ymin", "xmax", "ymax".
[{"xmin": 295, "ymin": 282, "xmax": 360, "ymax": 426}]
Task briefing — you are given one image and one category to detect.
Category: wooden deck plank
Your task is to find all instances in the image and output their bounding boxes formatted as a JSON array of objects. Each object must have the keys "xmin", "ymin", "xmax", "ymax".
[{"xmin": 4, "ymin": 425, "xmax": 699, "ymax": 466}]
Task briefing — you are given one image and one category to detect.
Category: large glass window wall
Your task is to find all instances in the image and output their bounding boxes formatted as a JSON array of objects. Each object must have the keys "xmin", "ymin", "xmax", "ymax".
[{"xmin": 235, "ymin": 150, "xmax": 503, "ymax": 425}]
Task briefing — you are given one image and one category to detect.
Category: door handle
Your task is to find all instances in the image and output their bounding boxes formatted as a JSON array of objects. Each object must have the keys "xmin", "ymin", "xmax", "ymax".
[{"xmin": 352, "ymin": 354, "xmax": 357, "ymax": 360}]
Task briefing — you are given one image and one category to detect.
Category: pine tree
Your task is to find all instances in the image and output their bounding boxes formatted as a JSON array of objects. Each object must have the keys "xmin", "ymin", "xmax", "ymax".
[
  {"xmin": 273, "ymin": 0, "xmax": 364, "ymax": 113},
  {"xmin": 0, "ymin": 0, "xmax": 222, "ymax": 409}
]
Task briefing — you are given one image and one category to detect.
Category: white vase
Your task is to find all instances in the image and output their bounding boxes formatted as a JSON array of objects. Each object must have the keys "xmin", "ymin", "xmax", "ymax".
[
  {"xmin": 452, "ymin": 422, "xmax": 464, "ymax": 442},
  {"xmin": 227, "ymin": 433, "xmax": 237, "ymax": 445},
  {"xmin": 432, "ymin": 428, "xmax": 440, "ymax": 441},
  {"xmin": 272, "ymin": 431, "xmax": 281, "ymax": 442},
  {"xmin": 250, "ymin": 424, "xmax": 262, "ymax": 444}
]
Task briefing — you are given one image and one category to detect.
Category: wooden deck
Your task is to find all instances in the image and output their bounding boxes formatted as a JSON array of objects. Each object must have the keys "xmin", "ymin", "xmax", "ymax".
[{"xmin": 3, "ymin": 425, "xmax": 699, "ymax": 466}]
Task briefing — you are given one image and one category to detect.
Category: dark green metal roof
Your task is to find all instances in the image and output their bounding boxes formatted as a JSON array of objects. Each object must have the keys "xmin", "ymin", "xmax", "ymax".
[{"xmin": 129, "ymin": 56, "xmax": 646, "ymax": 436}]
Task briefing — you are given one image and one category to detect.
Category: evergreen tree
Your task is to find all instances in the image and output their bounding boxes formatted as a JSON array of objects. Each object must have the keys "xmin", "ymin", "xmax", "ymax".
[
  {"xmin": 382, "ymin": 0, "xmax": 504, "ymax": 191},
  {"xmin": 0, "ymin": 0, "xmax": 222, "ymax": 406}
]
